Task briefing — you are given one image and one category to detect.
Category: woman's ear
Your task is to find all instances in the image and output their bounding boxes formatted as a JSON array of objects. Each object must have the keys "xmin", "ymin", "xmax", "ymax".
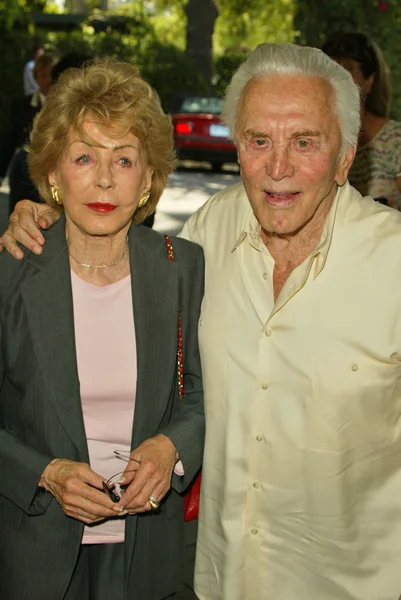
[
  {"xmin": 48, "ymin": 171, "xmax": 57, "ymax": 188},
  {"xmin": 144, "ymin": 166, "xmax": 154, "ymax": 194},
  {"xmin": 363, "ymin": 73, "xmax": 375, "ymax": 96}
]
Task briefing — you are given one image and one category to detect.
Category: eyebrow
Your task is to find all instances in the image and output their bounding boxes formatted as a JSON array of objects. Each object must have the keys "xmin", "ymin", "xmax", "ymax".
[
  {"xmin": 290, "ymin": 130, "xmax": 322, "ymax": 139},
  {"xmin": 70, "ymin": 141, "xmax": 139, "ymax": 151},
  {"xmin": 243, "ymin": 128, "xmax": 322, "ymax": 139},
  {"xmin": 112, "ymin": 144, "xmax": 139, "ymax": 151}
]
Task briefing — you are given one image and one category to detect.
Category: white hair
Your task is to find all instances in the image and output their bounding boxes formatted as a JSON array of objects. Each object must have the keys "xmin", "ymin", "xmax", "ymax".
[{"xmin": 222, "ymin": 42, "xmax": 361, "ymax": 153}]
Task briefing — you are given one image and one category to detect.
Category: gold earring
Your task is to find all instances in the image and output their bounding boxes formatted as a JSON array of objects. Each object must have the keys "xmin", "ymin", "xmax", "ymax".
[
  {"xmin": 51, "ymin": 185, "xmax": 62, "ymax": 205},
  {"xmin": 138, "ymin": 191, "xmax": 150, "ymax": 208}
]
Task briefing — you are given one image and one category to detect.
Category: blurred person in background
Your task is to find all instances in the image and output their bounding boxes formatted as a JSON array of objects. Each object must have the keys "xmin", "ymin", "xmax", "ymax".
[
  {"xmin": 322, "ymin": 32, "xmax": 401, "ymax": 209},
  {"xmin": 23, "ymin": 43, "xmax": 44, "ymax": 96},
  {"xmin": 0, "ymin": 59, "xmax": 204, "ymax": 600},
  {"xmin": 0, "ymin": 53, "xmax": 54, "ymax": 212}
]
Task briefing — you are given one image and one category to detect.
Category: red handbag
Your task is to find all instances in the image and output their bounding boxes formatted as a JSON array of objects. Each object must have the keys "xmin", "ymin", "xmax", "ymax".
[
  {"xmin": 184, "ymin": 470, "xmax": 202, "ymax": 521},
  {"xmin": 165, "ymin": 234, "xmax": 202, "ymax": 522}
]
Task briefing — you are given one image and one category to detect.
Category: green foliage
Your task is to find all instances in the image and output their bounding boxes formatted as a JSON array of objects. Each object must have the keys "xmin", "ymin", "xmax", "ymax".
[
  {"xmin": 1, "ymin": 0, "xmax": 400, "ymax": 141},
  {"xmin": 151, "ymin": 8, "xmax": 186, "ymax": 50},
  {"xmin": 213, "ymin": 51, "xmax": 249, "ymax": 96},
  {"xmin": 216, "ymin": 0, "xmax": 295, "ymax": 51},
  {"xmin": 294, "ymin": 0, "xmax": 401, "ymax": 119}
]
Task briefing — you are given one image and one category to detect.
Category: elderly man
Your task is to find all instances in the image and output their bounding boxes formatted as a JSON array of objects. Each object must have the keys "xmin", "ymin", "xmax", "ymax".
[{"xmin": 2, "ymin": 43, "xmax": 401, "ymax": 600}]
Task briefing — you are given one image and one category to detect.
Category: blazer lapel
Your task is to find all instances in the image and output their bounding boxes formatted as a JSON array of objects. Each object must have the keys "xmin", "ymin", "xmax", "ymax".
[
  {"xmin": 124, "ymin": 226, "xmax": 179, "ymax": 587},
  {"xmin": 128, "ymin": 226, "xmax": 179, "ymax": 449},
  {"xmin": 22, "ymin": 217, "xmax": 88, "ymax": 460}
]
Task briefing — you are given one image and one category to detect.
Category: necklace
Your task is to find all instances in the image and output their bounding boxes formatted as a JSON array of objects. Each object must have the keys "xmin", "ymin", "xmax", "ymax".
[{"xmin": 66, "ymin": 237, "xmax": 128, "ymax": 269}]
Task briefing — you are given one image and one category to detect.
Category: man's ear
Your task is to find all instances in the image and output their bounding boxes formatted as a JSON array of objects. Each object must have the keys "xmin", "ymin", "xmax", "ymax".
[{"xmin": 335, "ymin": 145, "xmax": 356, "ymax": 186}]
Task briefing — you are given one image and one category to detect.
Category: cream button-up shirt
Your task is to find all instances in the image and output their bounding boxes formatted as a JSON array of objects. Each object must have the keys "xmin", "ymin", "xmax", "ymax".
[{"xmin": 180, "ymin": 181, "xmax": 401, "ymax": 600}]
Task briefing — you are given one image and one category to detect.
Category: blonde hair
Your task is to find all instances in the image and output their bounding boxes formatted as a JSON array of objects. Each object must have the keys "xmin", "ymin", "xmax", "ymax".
[{"xmin": 28, "ymin": 59, "xmax": 176, "ymax": 222}]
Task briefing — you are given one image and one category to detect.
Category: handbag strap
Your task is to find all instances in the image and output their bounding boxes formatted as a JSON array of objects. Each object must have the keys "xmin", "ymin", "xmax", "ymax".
[{"xmin": 165, "ymin": 234, "xmax": 184, "ymax": 401}]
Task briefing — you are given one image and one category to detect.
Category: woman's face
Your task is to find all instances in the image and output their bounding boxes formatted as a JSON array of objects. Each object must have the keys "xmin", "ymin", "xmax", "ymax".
[
  {"xmin": 48, "ymin": 118, "xmax": 153, "ymax": 238},
  {"xmin": 335, "ymin": 57, "xmax": 374, "ymax": 97}
]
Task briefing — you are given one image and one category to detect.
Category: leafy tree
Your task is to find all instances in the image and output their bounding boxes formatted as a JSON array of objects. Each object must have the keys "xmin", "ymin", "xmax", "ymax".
[
  {"xmin": 294, "ymin": 0, "xmax": 401, "ymax": 118},
  {"xmin": 154, "ymin": 0, "xmax": 295, "ymax": 85}
]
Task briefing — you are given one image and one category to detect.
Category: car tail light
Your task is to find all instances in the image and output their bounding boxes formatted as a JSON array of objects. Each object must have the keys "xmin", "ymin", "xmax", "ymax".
[{"xmin": 175, "ymin": 122, "xmax": 193, "ymax": 134}]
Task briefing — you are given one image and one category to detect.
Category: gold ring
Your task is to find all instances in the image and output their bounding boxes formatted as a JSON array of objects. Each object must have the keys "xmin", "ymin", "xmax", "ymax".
[{"xmin": 149, "ymin": 495, "xmax": 160, "ymax": 510}]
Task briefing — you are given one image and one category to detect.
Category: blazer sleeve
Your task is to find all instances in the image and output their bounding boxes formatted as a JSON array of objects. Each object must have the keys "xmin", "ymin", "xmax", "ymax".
[
  {"xmin": 158, "ymin": 238, "xmax": 205, "ymax": 493},
  {"xmin": 0, "ymin": 262, "xmax": 54, "ymax": 515}
]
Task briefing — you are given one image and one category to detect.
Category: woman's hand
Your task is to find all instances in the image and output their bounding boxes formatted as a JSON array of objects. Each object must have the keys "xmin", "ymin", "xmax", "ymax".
[
  {"xmin": 0, "ymin": 200, "xmax": 60, "ymax": 259},
  {"xmin": 39, "ymin": 458, "xmax": 125, "ymax": 524},
  {"xmin": 117, "ymin": 434, "xmax": 178, "ymax": 514}
]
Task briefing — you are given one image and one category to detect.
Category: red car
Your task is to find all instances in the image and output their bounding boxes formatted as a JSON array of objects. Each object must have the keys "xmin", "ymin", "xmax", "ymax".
[{"xmin": 170, "ymin": 95, "xmax": 237, "ymax": 171}]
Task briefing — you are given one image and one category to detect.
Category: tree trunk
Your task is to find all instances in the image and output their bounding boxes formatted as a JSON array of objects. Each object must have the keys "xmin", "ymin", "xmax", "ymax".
[{"xmin": 185, "ymin": 0, "xmax": 219, "ymax": 87}]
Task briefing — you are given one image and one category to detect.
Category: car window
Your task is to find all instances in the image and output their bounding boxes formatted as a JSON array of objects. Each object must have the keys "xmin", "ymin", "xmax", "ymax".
[{"xmin": 180, "ymin": 96, "xmax": 224, "ymax": 114}]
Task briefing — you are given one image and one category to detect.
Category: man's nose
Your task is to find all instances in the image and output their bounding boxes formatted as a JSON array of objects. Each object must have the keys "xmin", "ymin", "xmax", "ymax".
[{"xmin": 266, "ymin": 148, "xmax": 294, "ymax": 181}]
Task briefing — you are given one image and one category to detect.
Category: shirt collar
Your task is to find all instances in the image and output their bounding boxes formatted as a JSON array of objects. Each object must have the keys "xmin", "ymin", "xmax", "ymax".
[
  {"xmin": 231, "ymin": 208, "xmax": 264, "ymax": 253},
  {"xmin": 231, "ymin": 183, "xmax": 351, "ymax": 279}
]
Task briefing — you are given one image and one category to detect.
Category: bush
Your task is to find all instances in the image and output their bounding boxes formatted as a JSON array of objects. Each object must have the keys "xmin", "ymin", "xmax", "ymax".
[{"xmin": 213, "ymin": 50, "xmax": 249, "ymax": 97}]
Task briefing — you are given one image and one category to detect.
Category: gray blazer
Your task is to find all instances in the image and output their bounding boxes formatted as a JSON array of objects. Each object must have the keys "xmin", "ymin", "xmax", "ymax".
[{"xmin": 0, "ymin": 216, "xmax": 205, "ymax": 600}]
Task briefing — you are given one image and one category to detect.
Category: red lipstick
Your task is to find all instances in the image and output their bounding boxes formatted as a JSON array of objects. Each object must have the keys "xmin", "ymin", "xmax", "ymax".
[{"xmin": 86, "ymin": 203, "xmax": 117, "ymax": 213}]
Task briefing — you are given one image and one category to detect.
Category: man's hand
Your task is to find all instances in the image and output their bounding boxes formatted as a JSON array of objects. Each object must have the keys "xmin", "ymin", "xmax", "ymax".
[
  {"xmin": 0, "ymin": 200, "xmax": 60, "ymax": 259},
  {"xmin": 116, "ymin": 434, "xmax": 178, "ymax": 514},
  {"xmin": 40, "ymin": 458, "xmax": 126, "ymax": 524}
]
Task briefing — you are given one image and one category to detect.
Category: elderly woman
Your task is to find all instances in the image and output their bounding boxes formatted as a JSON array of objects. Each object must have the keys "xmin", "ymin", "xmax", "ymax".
[
  {"xmin": 322, "ymin": 32, "xmax": 401, "ymax": 209},
  {"xmin": 0, "ymin": 60, "xmax": 204, "ymax": 600}
]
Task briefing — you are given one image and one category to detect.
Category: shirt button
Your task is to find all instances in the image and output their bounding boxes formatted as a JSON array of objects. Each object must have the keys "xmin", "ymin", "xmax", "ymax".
[
  {"xmin": 265, "ymin": 328, "xmax": 272, "ymax": 337},
  {"xmin": 256, "ymin": 434, "xmax": 264, "ymax": 442},
  {"xmin": 252, "ymin": 481, "xmax": 260, "ymax": 490},
  {"xmin": 351, "ymin": 363, "xmax": 359, "ymax": 371},
  {"xmin": 263, "ymin": 272, "xmax": 268, "ymax": 280},
  {"xmin": 261, "ymin": 383, "xmax": 268, "ymax": 390},
  {"xmin": 251, "ymin": 528, "xmax": 258, "ymax": 535}
]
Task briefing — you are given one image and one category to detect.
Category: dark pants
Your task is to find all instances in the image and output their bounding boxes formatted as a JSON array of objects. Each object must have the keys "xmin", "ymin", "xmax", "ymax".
[
  {"xmin": 64, "ymin": 543, "xmax": 125, "ymax": 600},
  {"xmin": 64, "ymin": 543, "xmax": 176, "ymax": 600}
]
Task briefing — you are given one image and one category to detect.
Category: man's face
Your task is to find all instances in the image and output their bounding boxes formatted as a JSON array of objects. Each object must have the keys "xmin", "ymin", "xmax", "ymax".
[{"xmin": 235, "ymin": 74, "xmax": 355, "ymax": 237}]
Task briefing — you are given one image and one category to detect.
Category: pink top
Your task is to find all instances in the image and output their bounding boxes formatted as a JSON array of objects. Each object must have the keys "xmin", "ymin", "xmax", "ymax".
[{"xmin": 71, "ymin": 271, "xmax": 136, "ymax": 544}]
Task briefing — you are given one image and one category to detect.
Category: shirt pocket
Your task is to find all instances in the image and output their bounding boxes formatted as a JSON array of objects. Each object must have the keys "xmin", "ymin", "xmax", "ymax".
[{"xmin": 310, "ymin": 350, "xmax": 401, "ymax": 450}]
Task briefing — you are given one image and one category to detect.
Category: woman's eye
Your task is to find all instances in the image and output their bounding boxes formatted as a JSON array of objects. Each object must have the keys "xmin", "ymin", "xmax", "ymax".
[
  {"xmin": 76, "ymin": 154, "xmax": 91, "ymax": 164},
  {"xmin": 118, "ymin": 157, "xmax": 132, "ymax": 167}
]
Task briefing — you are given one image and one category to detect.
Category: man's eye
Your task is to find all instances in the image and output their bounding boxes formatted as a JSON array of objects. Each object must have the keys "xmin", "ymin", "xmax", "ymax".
[
  {"xmin": 254, "ymin": 139, "xmax": 266, "ymax": 147},
  {"xmin": 297, "ymin": 139, "xmax": 310, "ymax": 148}
]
